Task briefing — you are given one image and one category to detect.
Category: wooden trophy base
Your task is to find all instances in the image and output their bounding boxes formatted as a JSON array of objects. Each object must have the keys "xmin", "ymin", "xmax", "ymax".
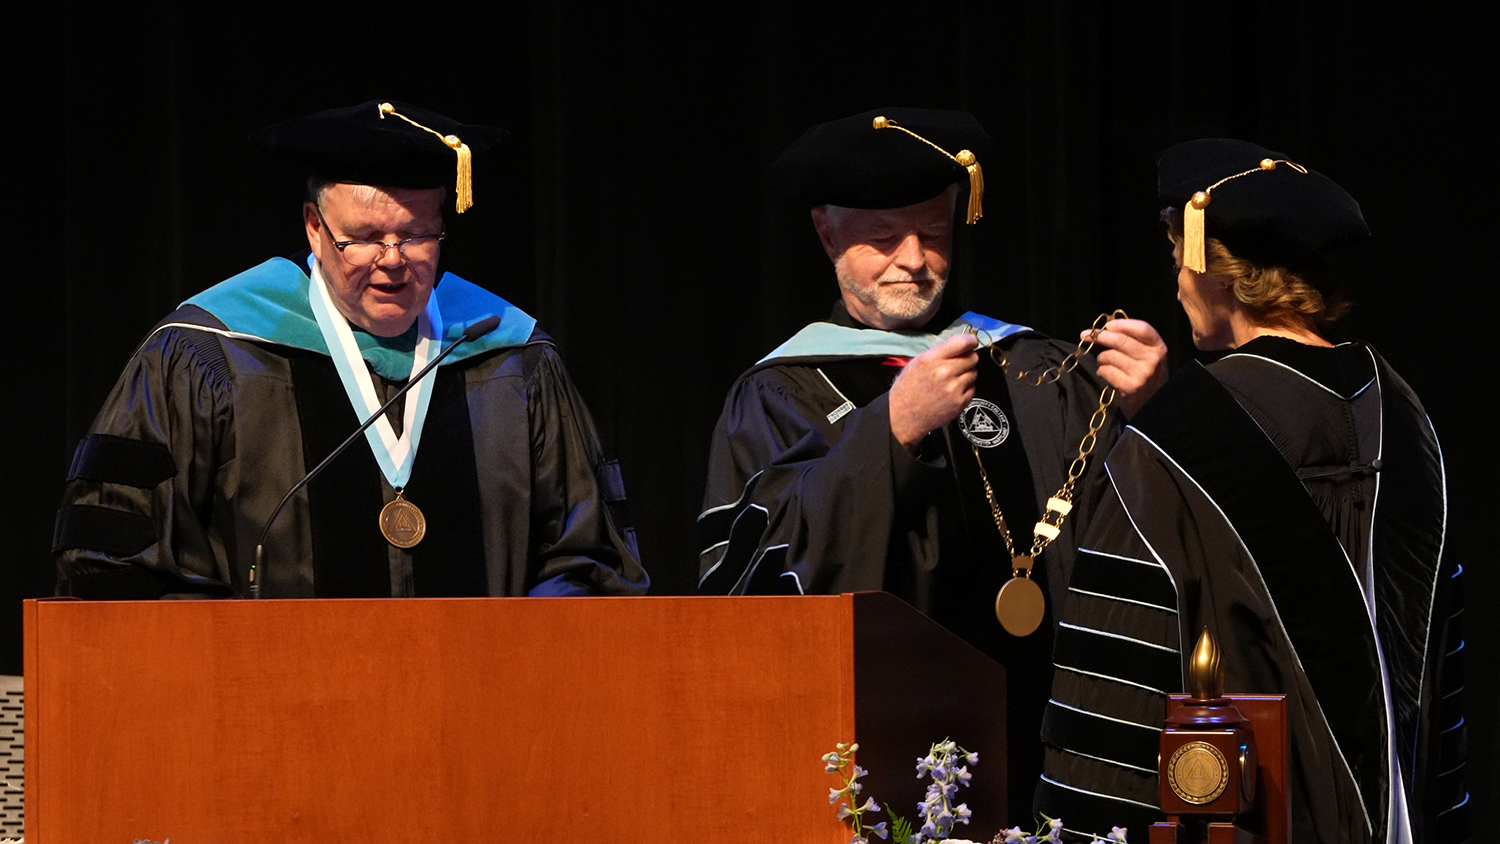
[{"xmin": 1156, "ymin": 693, "xmax": 1289, "ymax": 844}]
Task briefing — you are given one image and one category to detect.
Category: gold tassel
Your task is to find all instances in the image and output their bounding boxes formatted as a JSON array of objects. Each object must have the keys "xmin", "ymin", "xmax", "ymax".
[
  {"xmin": 1181, "ymin": 158, "xmax": 1305, "ymax": 273},
  {"xmin": 873, "ymin": 116, "xmax": 984, "ymax": 224},
  {"xmin": 378, "ymin": 102, "xmax": 475, "ymax": 214},
  {"xmin": 445, "ymin": 134, "xmax": 473, "ymax": 214},
  {"xmin": 1183, "ymin": 190, "xmax": 1209, "ymax": 273},
  {"xmin": 956, "ymin": 149, "xmax": 983, "ymax": 224}
]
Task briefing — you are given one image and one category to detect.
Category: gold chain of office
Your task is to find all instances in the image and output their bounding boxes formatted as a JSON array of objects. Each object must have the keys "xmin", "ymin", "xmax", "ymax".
[{"xmin": 964, "ymin": 309, "xmax": 1125, "ymax": 636}]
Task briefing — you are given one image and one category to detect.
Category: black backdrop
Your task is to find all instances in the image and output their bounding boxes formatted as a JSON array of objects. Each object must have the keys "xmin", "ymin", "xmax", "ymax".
[{"xmin": 6, "ymin": 0, "xmax": 1493, "ymax": 829}]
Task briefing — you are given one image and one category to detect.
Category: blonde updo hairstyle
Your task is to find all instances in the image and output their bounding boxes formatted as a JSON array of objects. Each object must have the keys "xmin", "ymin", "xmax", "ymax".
[{"xmin": 1163, "ymin": 207, "xmax": 1350, "ymax": 333}]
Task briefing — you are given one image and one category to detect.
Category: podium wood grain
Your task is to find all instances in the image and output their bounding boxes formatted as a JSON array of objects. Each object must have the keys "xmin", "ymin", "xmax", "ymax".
[{"xmin": 24, "ymin": 593, "xmax": 1005, "ymax": 843}]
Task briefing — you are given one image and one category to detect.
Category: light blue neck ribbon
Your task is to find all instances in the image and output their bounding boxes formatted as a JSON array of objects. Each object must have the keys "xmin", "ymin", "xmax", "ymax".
[{"xmin": 307, "ymin": 260, "xmax": 439, "ymax": 489}]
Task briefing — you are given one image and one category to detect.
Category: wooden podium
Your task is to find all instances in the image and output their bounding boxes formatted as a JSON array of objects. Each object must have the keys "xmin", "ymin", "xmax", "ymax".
[{"xmin": 23, "ymin": 592, "xmax": 1007, "ymax": 843}]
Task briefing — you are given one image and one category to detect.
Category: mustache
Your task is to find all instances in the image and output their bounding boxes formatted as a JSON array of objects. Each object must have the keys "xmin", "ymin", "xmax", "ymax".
[{"xmin": 877, "ymin": 269, "xmax": 943, "ymax": 284}]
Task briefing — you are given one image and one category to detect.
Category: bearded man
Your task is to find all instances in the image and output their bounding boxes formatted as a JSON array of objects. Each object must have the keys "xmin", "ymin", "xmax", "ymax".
[{"xmin": 696, "ymin": 108, "xmax": 1165, "ymax": 816}]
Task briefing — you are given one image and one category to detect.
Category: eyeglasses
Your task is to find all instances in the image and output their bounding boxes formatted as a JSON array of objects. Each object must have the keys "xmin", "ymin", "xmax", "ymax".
[{"xmin": 314, "ymin": 205, "xmax": 445, "ymax": 267}]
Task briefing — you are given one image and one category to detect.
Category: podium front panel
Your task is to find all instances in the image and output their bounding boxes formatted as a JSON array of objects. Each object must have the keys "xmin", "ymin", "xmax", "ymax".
[{"xmin": 25, "ymin": 596, "xmax": 862, "ymax": 843}]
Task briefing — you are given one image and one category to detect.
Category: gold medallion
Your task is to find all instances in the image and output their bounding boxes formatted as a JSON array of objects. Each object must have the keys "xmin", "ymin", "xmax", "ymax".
[
  {"xmin": 379, "ymin": 493, "xmax": 427, "ymax": 549},
  {"xmin": 1167, "ymin": 740, "xmax": 1230, "ymax": 805},
  {"xmin": 995, "ymin": 575, "xmax": 1045, "ymax": 637},
  {"xmin": 964, "ymin": 313, "xmax": 1125, "ymax": 639}
]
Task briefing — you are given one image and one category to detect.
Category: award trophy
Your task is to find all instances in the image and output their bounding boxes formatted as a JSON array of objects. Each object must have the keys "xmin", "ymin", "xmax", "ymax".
[{"xmin": 1150, "ymin": 629, "xmax": 1287, "ymax": 844}]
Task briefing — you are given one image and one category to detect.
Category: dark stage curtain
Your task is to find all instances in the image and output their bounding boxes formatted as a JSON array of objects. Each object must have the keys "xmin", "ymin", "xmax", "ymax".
[{"xmin": 6, "ymin": 0, "xmax": 1492, "ymax": 828}]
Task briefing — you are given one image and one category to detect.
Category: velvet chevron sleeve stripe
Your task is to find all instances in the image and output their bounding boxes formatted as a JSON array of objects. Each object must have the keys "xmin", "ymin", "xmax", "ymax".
[
  {"xmin": 52, "ymin": 504, "xmax": 156, "ymax": 557},
  {"xmin": 1054, "ymin": 622, "xmax": 1181, "ymax": 694},
  {"xmin": 1069, "ymin": 548, "xmax": 1178, "ymax": 612},
  {"xmin": 1430, "ymin": 561, "xmax": 1469, "ymax": 842},
  {"xmin": 66, "ymin": 434, "xmax": 178, "ymax": 488},
  {"xmin": 1035, "ymin": 775, "xmax": 1162, "ymax": 841},
  {"xmin": 1041, "ymin": 698, "xmax": 1161, "ymax": 772}
]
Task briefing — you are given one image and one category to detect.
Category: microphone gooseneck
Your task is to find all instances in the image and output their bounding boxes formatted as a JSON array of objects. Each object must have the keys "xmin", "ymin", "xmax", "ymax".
[{"xmin": 248, "ymin": 316, "xmax": 502, "ymax": 598}]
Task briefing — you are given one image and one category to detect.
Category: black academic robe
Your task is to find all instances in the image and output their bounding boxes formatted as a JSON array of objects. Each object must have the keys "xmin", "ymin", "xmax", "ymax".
[
  {"xmin": 55, "ymin": 302, "xmax": 648, "ymax": 600},
  {"xmin": 1036, "ymin": 338, "xmax": 1468, "ymax": 844},
  {"xmin": 698, "ymin": 302, "xmax": 1122, "ymax": 819}
]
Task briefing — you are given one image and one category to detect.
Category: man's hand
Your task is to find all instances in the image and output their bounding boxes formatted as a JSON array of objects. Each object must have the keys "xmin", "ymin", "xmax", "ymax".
[
  {"xmin": 1082, "ymin": 318, "xmax": 1168, "ymax": 420},
  {"xmin": 889, "ymin": 333, "xmax": 979, "ymax": 452}
]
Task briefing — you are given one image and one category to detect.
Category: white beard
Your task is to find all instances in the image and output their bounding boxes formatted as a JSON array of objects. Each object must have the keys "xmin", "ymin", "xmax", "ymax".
[{"xmin": 835, "ymin": 253, "xmax": 947, "ymax": 323}]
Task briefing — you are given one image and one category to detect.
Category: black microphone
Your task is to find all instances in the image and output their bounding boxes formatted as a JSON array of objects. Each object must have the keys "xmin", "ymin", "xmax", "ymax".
[{"xmin": 249, "ymin": 315, "xmax": 503, "ymax": 598}]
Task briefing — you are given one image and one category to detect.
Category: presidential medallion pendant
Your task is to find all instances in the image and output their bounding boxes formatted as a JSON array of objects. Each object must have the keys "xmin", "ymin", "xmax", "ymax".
[
  {"xmin": 995, "ymin": 558, "xmax": 1044, "ymax": 637},
  {"xmin": 379, "ymin": 491, "xmax": 427, "ymax": 549}
]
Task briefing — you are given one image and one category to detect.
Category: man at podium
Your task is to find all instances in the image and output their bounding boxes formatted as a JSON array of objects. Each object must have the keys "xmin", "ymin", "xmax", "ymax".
[
  {"xmin": 696, "ymin": 107, "xmax": 1167, "ymax": 817},
  {"xmin": 53, "ymin": 101, "xmax": 648, "ymax": 601}
]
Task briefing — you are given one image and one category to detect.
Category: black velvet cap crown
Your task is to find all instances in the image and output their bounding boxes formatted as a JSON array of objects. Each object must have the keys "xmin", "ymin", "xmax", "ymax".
[
  {"xmin": 771, "ymin": 107, "xmax": 994, "ymax": 208},
  {"xmin": 249, "ymin": 100, "xmax": 507, "ymax": 189},
  {"xmin": 1157, "ymin": 138, "xmax": 1369, "ymax": 255}
]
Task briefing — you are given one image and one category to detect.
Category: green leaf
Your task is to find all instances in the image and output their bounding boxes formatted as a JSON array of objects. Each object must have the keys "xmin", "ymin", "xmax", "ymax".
[{"xmin": 889, "ymin": 811, "xmax": 914, "ymax": 844}]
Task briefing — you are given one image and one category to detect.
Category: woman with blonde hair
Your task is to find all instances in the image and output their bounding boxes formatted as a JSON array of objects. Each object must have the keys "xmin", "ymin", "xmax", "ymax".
[{"xmin": 1034, "ymin": 139, "xmax": 1467, "ymax": 844}]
